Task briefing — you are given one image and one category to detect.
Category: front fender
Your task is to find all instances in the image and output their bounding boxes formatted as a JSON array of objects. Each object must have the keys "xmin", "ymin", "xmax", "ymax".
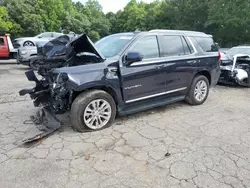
[{"xmin": 58, "ymin": 65, "xmax": 123, "ymax": 104}]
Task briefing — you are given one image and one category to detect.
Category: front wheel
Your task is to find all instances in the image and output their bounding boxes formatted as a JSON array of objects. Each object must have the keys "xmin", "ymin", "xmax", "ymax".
[
  {"xmin": 70, "ymin": 90, "xmax": 117, "ymax": 133},
  {"xmin": 185, "ymin": 75, "xmax": 209, "ymax": 105}
]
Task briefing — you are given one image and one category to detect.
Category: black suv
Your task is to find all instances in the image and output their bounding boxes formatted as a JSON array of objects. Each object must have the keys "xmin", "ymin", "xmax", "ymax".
[{"xmin": 20, "ymin": 30, "xmax": 220, "ymax": 133}]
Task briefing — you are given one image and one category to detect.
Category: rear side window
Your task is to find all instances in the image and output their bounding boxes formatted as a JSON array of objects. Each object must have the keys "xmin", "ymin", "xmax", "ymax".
[
  {"xmin": 162, "ymin": 36, "xmax": 191, "ymax": 56},
  {"xmin": 129, "ymin": 36, "xmax": 159, "ymax": 59},
  {"xmin": 0, "ymin": 38, "xmax": 4, "ymax": 46},
  {"xmin": 53, "ymin": 33, "xmax": 63, "ymax": 38},
  {"xmin": 192, "ymin": 37, "xmax": 218, "ymax": 52},
  {"xmin": 181, "ymin": 37, "xmax": 192, "ymax": 55}
]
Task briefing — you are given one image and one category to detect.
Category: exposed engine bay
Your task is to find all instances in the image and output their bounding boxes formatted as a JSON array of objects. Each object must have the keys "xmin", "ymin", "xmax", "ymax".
[{"xmin": 220, "ymin": 54, "xmax": 250, "ymax": 87}]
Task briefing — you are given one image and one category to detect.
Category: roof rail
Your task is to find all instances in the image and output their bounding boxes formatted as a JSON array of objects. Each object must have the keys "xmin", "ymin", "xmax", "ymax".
[
  {"xmin": 237, "ymin": 44, "xmax": 250, "ymax": 46},
  {"xmin": 149, "ymin": 29, "xmax": 204, "ymax": 34}
]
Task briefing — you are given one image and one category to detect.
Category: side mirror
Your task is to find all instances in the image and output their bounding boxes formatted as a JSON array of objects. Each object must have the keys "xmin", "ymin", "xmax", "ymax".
[{"xmin": 125, "ymin": 52, "xmax": 143, "ymax": 66}]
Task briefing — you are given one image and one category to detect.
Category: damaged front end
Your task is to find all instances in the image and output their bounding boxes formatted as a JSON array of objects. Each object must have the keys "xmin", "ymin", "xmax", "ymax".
[
  {"xmin": 19, "ymin": 34, "xmax": 105, "ymax": 143},
  {"xmin": 20, "ymin": 69, "xmax": 72, "ymax": 114},
  {"xmin": 219, "ymin": 54, "xmax": 250, "ymax": 87},
  {"xmin": 19, "ymin": 63, "xmax": 73, "ymax": 143}
]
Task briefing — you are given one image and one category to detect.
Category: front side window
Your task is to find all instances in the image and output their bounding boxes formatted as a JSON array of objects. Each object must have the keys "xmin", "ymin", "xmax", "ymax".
[
  {"xmin": 163, "ymin": 35, "xmax": 185, "ymax": 56},
  {"xmin": 129, "ymin": 36, "xmax": 159, "ymax": 59}
]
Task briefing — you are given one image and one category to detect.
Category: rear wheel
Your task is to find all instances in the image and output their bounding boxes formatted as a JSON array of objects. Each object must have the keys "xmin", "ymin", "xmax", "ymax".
[
  {"xmin": 70, "ymin": 90, "xmax": 116, "ymax": 132},
  {"xmin": 185, "ymin": 75, "xmax": 209, "ymax": 105}
]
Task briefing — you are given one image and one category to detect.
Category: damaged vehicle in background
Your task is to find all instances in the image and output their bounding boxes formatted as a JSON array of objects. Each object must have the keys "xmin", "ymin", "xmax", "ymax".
[
  {"xmin": 19, "ymin": 30, "xmax": 221, "ymax": 143},
  {"xmin": 219, "ymin": 46, "xmax": 250, "ymax": 86}
]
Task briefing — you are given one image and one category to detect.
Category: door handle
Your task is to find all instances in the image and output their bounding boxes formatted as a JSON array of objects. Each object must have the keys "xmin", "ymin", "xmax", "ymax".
[
  {"xmin": 155, "ymin": 64, "xmax": 166, "ymax": 69},
  {"xmin": 187, "ymin": 60, "xmax": 197, "ymax": 64}
]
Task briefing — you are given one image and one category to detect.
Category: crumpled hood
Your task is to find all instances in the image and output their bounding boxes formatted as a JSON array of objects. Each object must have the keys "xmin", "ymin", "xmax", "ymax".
[
  {"xmin": 37, "ymin": 35, "xmax": 70, "ymax": 57},
  {"xmin": 38, "ymin": 34, "xmax": 105, "ymax": 61}
]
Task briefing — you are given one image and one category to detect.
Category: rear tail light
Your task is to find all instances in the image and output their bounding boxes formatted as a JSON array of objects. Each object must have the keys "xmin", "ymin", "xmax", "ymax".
[
  {"xmin": 218, "ymin": 52, "xmax": 222, "ymax": 61},
  {"xmin": 218, "ymin": 52, "xmax": 222, "ymax": 65}
]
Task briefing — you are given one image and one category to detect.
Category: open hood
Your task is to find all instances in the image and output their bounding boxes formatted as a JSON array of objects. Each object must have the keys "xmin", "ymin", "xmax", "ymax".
[
  {"xmin": 68, "ymin": 34, "xmax": 105, "ymax": 60},
  {"xmin": 38, "ymin": 34, "xmax": 105, "ymax": 61}
]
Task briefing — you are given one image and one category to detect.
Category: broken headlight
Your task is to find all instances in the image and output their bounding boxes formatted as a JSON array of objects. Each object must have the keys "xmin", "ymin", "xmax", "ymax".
[
  {"xmin": 52, "ymin": 73, "xmax": 69, "ymax": 91},
  {"xmin": 56, "ymin": 73, "xmax": 69, "ymax": 83}
]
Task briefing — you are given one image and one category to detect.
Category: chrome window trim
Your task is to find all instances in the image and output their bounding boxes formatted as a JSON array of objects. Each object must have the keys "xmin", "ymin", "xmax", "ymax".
[
  {"xmin": 125, "ymin": 87, "xmax": 187, "ymax": 103},
  {"xmin": 130, "ymin": 54, "xmax": 217, "ymax": 67},
  {"xmin": 128, "ymin": 35, "xmax": 198, "ymax": 67},
  {"xmin": 187, "ymin": 36, "xmax": 198, "ymax": 54},
  {"xmin": 130, "ymin": 58, "xmax": 167, "ymax": 66}
]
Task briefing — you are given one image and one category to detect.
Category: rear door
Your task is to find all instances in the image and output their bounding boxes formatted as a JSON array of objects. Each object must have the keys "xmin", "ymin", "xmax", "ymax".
[
  {"xmin": 0, "ymin": 37, "xmax": 9, "ymax": 58},
  {"xmin": 120, "ymin": 35, "xmax": 168, "ymax": 103},
  {"xmin": 158, "ymin": 35, "xmax": 197, "ymax": 91},
  {"xmin": 189, "ymin": 36, "xmax": 220, "ymax": 85}
]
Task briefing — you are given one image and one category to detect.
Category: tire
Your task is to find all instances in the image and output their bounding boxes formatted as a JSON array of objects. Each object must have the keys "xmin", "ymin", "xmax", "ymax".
[
  {"xmin": 70, "ymin": 90, "xmax": 117, "ymax": 133},
  {"xmin": 23, "ymin": 41, "xmax": 35, "ymax": 47},
  {"xmin": 185, "ymin": 75, "xmax": 209, "ymax": 105}
]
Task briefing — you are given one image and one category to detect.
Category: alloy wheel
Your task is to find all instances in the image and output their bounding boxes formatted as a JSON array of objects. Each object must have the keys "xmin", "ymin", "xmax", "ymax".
[
  {"xmin": 194, "ymin": 80, "xmax": 208, "ymax": 102},
  {"xmin": 83, "ymin": 99, "xmax": 112, "ymax": 130}
]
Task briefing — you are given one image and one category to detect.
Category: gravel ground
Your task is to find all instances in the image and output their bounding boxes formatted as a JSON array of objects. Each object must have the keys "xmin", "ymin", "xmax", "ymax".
[{"xmin": 0, "ymin": 63, "xmax": 250, "ymax": 188}]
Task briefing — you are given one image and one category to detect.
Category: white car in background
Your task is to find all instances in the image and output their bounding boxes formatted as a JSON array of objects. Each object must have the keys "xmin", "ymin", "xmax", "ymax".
[{"xmin": 13, "ymin": 32, "xmax": 64, "ymax": 48}]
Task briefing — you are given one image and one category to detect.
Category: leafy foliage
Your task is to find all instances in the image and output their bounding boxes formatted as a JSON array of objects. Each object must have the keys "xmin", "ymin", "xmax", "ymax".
[
  {"xmin": 0, "ymin": 0, "xmax": 249, "ymax": 46},
  {"xmin": 0, "ymin": 6, "xmax": 13, "ymax": 32}
]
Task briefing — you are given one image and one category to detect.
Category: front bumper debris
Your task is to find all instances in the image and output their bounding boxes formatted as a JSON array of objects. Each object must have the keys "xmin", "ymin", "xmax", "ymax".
[{"xmin": 23, "ymin": 108, "xmax": 62, "ymax": 143}]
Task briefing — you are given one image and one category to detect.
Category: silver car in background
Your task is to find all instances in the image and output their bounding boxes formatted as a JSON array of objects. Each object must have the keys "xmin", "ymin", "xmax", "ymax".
[
  {"xmin": 13, "ymin": 32, "xmax": 63, "ymax": 48},
  {"xmin": 17, "ymin": 46, "xmax": 40, "ymax": 66}
]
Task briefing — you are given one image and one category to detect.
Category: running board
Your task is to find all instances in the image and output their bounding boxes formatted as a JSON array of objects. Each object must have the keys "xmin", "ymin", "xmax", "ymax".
[{"xmin": 118, "ymin": 95, "xmax": 185, "ymax": 116}]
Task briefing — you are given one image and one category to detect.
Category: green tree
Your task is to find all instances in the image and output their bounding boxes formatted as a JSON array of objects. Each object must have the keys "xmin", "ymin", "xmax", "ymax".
[
  {"xmin": 206, "ymin": 0, "xmax": 250, "ymax": 47},
  {"xmin": 88, "ymin": 30, "xmax": 100, "ymax": 42},
  {"xmin": 4, "ymin": 0, "xmax": 44, "ymax": 36},
  {"xmin": 0, "ymin": 6, "xmax": 13, "ymax": 32},
  {"xmin": 38, "ymin": 0, "xmax": 64, "ymax": 32},
  {"xmin": 84, "ymin": 0, "xmax": 111, "ymax": 37}
]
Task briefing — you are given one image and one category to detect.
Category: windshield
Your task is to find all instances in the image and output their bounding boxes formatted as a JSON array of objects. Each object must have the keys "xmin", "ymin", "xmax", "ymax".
[
  {"xmin": 227, "ymin": 47, "xmax": 250, "ymax": 57},
  {"xmin": 95, "ymin": 34, "xmax": 134, "ymax": 58}
]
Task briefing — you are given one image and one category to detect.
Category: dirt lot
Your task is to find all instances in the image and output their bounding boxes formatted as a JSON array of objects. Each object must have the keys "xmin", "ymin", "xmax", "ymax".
[{"xmin": 0, "ymin": 63, "xmax": 250, "ymax": 188}]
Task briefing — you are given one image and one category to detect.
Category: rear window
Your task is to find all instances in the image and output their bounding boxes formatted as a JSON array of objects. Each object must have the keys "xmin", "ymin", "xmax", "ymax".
[{"xmin": 192, "ymin": 37, "xmax": 218, "ymax": 52}]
